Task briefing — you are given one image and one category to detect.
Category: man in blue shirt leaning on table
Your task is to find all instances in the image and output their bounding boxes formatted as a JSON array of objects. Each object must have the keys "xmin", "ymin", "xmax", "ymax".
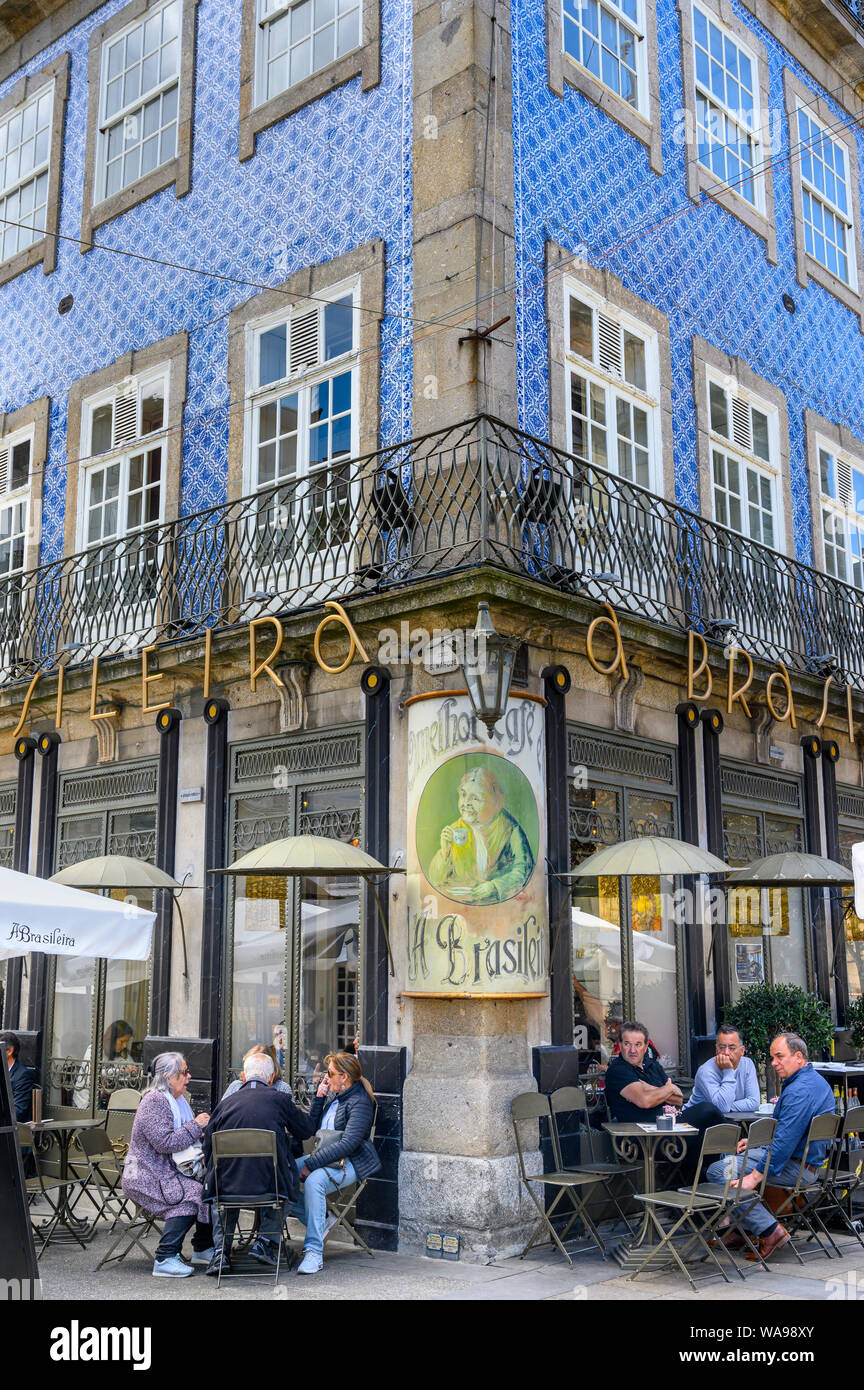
[
  {"xmin": 682, "ymin": 1024, "xmax": 761, "ymax": 1118},
  {"xmin": 705, "ymin": 1032, "xmax": 836, "ymax": 1261}
]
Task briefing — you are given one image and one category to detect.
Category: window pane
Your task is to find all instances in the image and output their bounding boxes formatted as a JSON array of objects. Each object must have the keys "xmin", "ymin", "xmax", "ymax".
[
  {"xmin": 570, "ymin": 784, "xmax": 623, "ymax": 1061},
  {"xmin": 50, "ymin": 955, "xmax": 98, "ymax": 1109},
  {"xmin": 141, "ymin": 382, "xmax": 165, "ymax": 434},
  {"xmin": 259, "ymin": 324, "xmax": 287, "ymax": 386},
  {"xmin": 324, "ymin": 296, "xmax": 353, "ymax": 359},
  {"xmin": 709, "ymin": 382, "xmax": 728, "ymax": 435},
  {"xmin": 623, "ymin": 330, "xmax": 646, "ymax": 390},
  {"xmin": 569, "ymin": 296, "xmax": 593, "ymax": 359},
  {"xmin": 91, "ymin": 402, "xmax": 113, "ymax": 454},
  {"xmin": 10, "ymin": 439, "xmax": 30, "ymax": 490},
  {"xmin": 751, "ymin": 408, "xmax": 769, "ymax": 461}
]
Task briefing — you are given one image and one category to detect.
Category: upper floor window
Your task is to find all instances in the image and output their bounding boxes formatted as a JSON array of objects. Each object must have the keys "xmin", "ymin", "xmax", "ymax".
[
  {"xmin": 707, "ymin": 376, "xmax": 779, "ymax": 549},
  {"xmin": 80, "ymin": 371, "xmax": 168, "ymax": 548},
  {"xmin": 0, "ymin": 428, "xmax": 32, "ymax": 580},
  {"xmin": 246, "ymin": 289, "xmax": 357, "ymax": 552},
  {"xmin": 797, "ymin": 106, "xmax": 854, "ymax": 288},
  {"xmin": 256, "ymin": 0, "xmax": 362, "ymax": 107},
  {"xmin": 0, "ymin": 83, "xmax": 53, "ymax": 266},
  {"xmin": 98, "ymin": 0, "xmax": 180, "ymax": 202},
  {"xmin": 562, "ymin": 0, "xmax": 645, "ymax": 114},
  {"xmin": 565, "ymin": 288, "xmax": 660, "ymax": 491},
  {"xmin": 693, "ymin": 6, "xmax": 760, "ymax": 209},
  {"xmin": 819, "ymin": 445, "xmax": 864, "ymax": 588}
]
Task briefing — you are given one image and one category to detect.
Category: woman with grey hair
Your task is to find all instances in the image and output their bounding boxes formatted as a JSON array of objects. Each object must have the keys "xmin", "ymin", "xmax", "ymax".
[{"xmin": 121, "ymin": 1051, "xmax": 213, "ymax": 1278}]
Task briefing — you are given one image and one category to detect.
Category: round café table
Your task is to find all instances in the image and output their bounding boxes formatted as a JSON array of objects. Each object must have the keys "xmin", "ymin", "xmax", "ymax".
[
  {"xmin": 26, "ymin": 1116, "xmax": 106, "ymax": 1245},
  {"xmin": 602, "ymin": 1120, "xmax": 698, "ymax": 1269}
]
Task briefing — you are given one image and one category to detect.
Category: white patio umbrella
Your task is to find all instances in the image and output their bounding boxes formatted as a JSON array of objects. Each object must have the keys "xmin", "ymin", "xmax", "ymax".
[{"xmin": 0, "ymin": 864, "xmax": 155, "ymax": 962}]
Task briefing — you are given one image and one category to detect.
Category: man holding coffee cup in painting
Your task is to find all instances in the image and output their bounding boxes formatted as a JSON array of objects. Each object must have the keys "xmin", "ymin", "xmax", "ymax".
[{"xmin": 428, "ymin": 766, "xmax": 535, "ymax": 904}]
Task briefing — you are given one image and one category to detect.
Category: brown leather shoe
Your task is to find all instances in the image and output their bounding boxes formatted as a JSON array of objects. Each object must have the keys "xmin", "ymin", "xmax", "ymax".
[
  {"xmin": 721, "ymin": 1230, "xmax": 746, "ymax": 1251},
  {"xmin": 747, "ymin": 1224, "xmax": 790, "ymax": 1261}
]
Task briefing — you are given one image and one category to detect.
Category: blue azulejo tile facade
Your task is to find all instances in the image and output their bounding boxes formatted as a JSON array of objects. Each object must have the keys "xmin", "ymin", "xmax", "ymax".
[
  {"xmin": 0, "ymin": 0, "xmax": 413, "ymax": 565},
  {"xmin": 511, "ymin": 0, "xmax": 864, "ymax": 566}
]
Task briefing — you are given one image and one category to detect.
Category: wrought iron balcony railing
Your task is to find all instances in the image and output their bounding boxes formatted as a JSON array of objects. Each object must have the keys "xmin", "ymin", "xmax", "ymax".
[{"xmin": 2, "ymin": 414, "xmax": 864, "ymax": 689}]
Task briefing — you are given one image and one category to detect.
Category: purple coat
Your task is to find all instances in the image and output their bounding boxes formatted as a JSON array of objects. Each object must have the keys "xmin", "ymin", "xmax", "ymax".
[{"xmin": 121, "ymin": 1091, "xmax": 210, "ymax": 1222}]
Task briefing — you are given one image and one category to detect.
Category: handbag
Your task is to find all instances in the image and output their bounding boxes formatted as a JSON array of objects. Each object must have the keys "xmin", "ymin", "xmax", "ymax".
[
  {"xmin": 312, "ymin": 1129, "xmax": 345, "ymax": 1168},
  {"xmin": 172, "ymin": 1142, "xmax": 205, "ymax": 1180}
]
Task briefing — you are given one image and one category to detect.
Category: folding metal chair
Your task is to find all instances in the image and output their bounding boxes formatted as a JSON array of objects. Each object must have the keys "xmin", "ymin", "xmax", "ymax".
[
  {"xmin": 686, "ymin": 1116, "xmax": 778, "ymax": 1274},
  {"xmin": 817, "ymin": 1105, "xmax": 864, "ymax": 1253},
  {"xmin": 763, "ymin": 1111, "xmax": 842, "ymax": 1263},
  {"xmin": 550, "ymin": 1086, "xmax": 640, "ymax": 1236},
  {"xmin": 510, "ymin": 1092, "xmax": 606, "ymax": 1266},
  {"xmin": 95, "ymin": 1202, "xmax": 161, "ymax": 1269},
  {"xmin": 211, "ymin": 1128, "xmax": 287, "ymax": 1289},
  {"xmin": 629, "ymin": 1123, "xmax": 741, "ymax": 1291},
  {"xmin": 18, "ymin": 1123, "xmax": 90, "ymax": 1256},
  {"xmin": 322, "ymin": 1103, "xmax": 377, "ymax": 1258},
  {"xmin": 69, "ymin": 1126, "xmax": 129, "ymax": 1227},
  {"xmin": 105, "ymin": 1089, "xmax": 141, "ymax": 1159}
]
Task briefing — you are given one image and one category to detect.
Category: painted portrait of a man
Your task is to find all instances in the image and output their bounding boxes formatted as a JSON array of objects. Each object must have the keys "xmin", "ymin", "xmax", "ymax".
[{"xmin": 427, "ymin": 766, "xmax": 535, "ymax": 904}]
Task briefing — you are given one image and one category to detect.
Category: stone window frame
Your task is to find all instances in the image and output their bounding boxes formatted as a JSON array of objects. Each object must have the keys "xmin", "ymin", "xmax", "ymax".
[
  {"xmin": 691, "ymin": 335, "xmax": 793, "ymax": 556},
  {"xmin": 547, "ymin": 0, "xmax": 662, "ymax": 175},
  {"xmin": 784, "ymin": 68, "xmax": 864, "ymax": 333},
  {"xmin": 0, "ymin": 53, "xmax": 69, "ymax": 288},
  {"xmin": 64, "ymin": 332, "xmax": 188, "ymax": 558},
  {"xmin": 0, "ymin": 395, "xmax": 50, "ymax": 574},
  {"xmin": 79, "ymin": 0, "xmax": 198, "ymax": 251},
  {"xmin": 238, "ymin": 0, "xmax": 381, "ymax": 162},
  {"xmin": 804, "ymin": 407, "xmax": 864, "ymax": 580},
  {"xmin": 678, "ymin": 0, "xmax": 777, "ymax": 263},
  {"xmin": 546, "ymin": 241, "xmax": 675, "ymax": 500},
  {"xmin": 227, "ymin": 240, "xmax": 385, "ymax": 500}
]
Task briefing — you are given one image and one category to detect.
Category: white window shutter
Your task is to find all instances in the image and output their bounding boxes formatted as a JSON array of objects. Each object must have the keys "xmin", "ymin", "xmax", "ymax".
[
  {"xmin": 112, "ymin": 393, "xmax": 138, "ymax": 447},
  {"xmin": 836, "ymin": 457, "xmax": 853, "ymax": 510},
  {"xmin": 597, "ymin": 313, "xmax": 623, "ymax": 377},
  {"xmin": 0, "ymin": 448, "xmax": 7, "ymax": 497},
  {"xmin": 289, "ymin": 310, "xmax": 319, "ymax": 373},
  {"xmin": 731, "ymin": 397, "xmax": 752, "ymax": 452}
]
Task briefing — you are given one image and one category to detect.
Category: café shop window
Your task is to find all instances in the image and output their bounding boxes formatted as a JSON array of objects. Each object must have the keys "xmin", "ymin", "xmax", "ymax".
[
  {"xmin": 568, "ymin": 729, "xmax": 683, "ymax": 1068},
  {"xmin": 0, "ymin": 781, "xmax": 16, "ymax": 1025},
  {"xmin": 225, "ymin": 730, "xmax": 363, "ymax": 1090},
  {"xmin": 45, "ymin": 762, "xmax": 158, "ymax": 1111},
  {"xmin": 721, "ymin": 764, "xmax": 810, "ymax": 1000},
  {"xmin": 837, "ymin": 787, "xmax": 864, "ymax": 1000}
]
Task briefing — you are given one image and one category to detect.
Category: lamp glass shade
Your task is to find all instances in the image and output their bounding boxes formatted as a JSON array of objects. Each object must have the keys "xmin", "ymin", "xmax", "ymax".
[{"xmin": 462, "ymin": 603, "xmax": 520, "ymax": 736}]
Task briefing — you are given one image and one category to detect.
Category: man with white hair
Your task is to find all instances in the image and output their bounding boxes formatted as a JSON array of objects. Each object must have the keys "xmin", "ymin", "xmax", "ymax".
[{"xmin": 202, "ymin": 1051, "xmax": 314, "ymax": 1274}]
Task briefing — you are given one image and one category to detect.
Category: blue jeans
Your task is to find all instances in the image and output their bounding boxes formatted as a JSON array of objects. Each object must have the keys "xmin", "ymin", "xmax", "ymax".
[
  {"xmin": 704, "ymin": 1146, "xmax": 818, "ymax": 1236},
  {"xmin": 212, "ymin": 1202, "xmax": 285, "ymax": 1254},
  {"xmin": 288, "ymin": 1155, "xmax": 357, "ymax": 1254}
]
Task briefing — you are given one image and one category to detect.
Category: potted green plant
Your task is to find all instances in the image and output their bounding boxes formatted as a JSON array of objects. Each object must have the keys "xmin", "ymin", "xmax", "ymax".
[
  {"xmin": 846, "ymin": 996, "xmax": 864, "ymax": 1061},
  {"xmin": 722, "ymin": 982, "xmax": 834, "ymax": 1097}
]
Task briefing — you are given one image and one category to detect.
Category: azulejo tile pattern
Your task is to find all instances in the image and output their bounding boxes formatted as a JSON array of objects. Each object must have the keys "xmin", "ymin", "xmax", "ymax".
[
  {"xmin": 0, "ymin": 0, "xmax": 413, "ymax": 564},
  {"xmin": 511, "ymin": 0, "xmax": 864, "ymax": 567}
]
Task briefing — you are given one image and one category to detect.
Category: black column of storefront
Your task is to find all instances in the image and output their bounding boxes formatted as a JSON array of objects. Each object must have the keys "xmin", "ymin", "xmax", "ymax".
[
  {"xmin": 821, "ymin": 738, "xmax": 847, "ymax": 1021},
  {"xmin": 358, "ymin": 665, "xmax": 405, "ymax": 1252},
  {"xmin": 677, "ymin": 703, "xmax": 706, "ymax": 1063},
  {"xmin": 26, "ymin": 732, "xmax": 61, "ymax": 1035},
  {"xmin": 198, "ymin": 698, "xmax": 229, "ymax": 1103},
  {"xmin": 3, "ymin": 737, "xmax": 36, "ymax": 1032},
  {"xmin": 150, "ymin": 708, "xmax": 181, "ymax": 1037},
  {"xmin": 701, "ymin": 709, "xmax": 729, "ymax": 1019},
  {"xmin": 801, "ymin": 735, "xmax": 831, "ymax": 1004}
]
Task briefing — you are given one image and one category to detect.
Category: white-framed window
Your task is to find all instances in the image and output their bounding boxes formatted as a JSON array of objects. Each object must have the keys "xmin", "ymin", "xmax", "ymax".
[
  {"xmin": 692, "ymin": 5, "xmax": 761, "ymax": 208},
  {"xmin": 565, "ymin": 287, "xmax": 661, "ymax": 491},
  {"xmin": 79, "ymin": 371, "xmax": 168, "ymax": 550},
  {"xmin": 797, "ymin": 104, "xmax": 855, "ymax": 288},
  {"xmin": 819, "ymin": 444, "xmax": 864, "ymax": 588},
  {"xmin": 561, "ymin": 0, "xmax": 646, "ymax": 114},
  {"xmin": 708, "ymin": 376, "xmax": 780, "ymax": 549},
  {"xmin": 0, "ymin": 428, "xmax": 32, "ymax": 579},
  {"xmin": 255, "ymin": 0, "xmax": 362, "ymax": 108},
  {"xmin": 245, "ymin": 285, "xmax": 358, "ymax": 556},
  {"xmin": 0, "ymin": 80, "xmax": 54, "ymax": 265},
  {"xmin": 97, "ymin": 0, "xmax": 180, "ymax": 202}
]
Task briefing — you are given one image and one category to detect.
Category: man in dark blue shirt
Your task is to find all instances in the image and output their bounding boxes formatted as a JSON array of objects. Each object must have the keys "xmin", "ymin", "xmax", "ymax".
[
  {"xmin": 1, "ymin": 1031, "xmax": 37, "ymax": 1122},
  {"xmin": 705, "ymin": 1032, "xmax": 835, "ymax": 1261},
  {"xmin": 604, "ymin": 1021, "xmax": 683, "ymax": 1122}
]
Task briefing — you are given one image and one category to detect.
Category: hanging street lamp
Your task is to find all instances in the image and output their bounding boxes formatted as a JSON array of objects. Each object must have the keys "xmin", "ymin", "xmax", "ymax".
[{"xmin": 461, "ymin": 602, "xmax": 522, "ymax": 737}]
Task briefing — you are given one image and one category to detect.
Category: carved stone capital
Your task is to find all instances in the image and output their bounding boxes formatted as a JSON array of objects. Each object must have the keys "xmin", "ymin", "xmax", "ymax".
[
  {"xmin": 750, "ymin": 699, "xmax": 775, "ymax": 766},
  {"xmin": 612, "ymin": 662, "xmax": 644, "ymax": 734},
  {"xmin": 275, "ymin": 661, "xmax": 310, "ymax": 734},
  {"xmin": 91, "ymin": 705, "xmax": 121, "ymax": 764}
]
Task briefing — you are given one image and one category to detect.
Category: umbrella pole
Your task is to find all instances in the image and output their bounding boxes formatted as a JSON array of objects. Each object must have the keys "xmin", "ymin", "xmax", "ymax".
[
  {"xmin": 171, "ymin": 894, "xmax": 189, "ymax": 981},
  {"xmin": 367, "ymin": 877, "xmax": 396, "ymax": 979}
]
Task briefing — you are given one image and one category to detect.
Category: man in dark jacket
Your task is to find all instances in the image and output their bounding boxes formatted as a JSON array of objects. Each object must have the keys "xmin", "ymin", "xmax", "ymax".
[
  {"xmin": 1, "ymin": 1031, "xmax": 37, "ymax": 1122},
  {"xmin": 202, "ymin": 1052, "xmax": 314, "ymax": 1274}
]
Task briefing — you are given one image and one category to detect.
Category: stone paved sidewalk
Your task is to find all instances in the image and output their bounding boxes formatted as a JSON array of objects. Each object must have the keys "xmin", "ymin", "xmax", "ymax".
[{"xmin": 35, "ymin": 1220, "xmax": 864, "ymax": 1301}]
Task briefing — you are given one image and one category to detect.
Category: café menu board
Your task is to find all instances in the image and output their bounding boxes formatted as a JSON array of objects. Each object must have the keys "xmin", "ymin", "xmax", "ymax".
[{"xmin": 405, "ymin": 693, "xmax": 548, "ymax": 996}]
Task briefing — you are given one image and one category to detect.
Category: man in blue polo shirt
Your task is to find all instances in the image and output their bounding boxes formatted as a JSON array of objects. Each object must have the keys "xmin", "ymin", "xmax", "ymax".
[
  {"xmin": 706, "ymin": 1031, "xmax": 835, "ymax": 1260},
  {"xmin": 683, "ymin": 1024, "xmax": 761, "ymax": 1117}
]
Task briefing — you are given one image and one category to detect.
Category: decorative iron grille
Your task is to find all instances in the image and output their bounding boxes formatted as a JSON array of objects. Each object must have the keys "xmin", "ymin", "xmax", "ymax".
[
  {"xmin": 838, "ymin": 788, "xmax": 864, "ymax": 822},
  {"xmin": 60, "ymin": 765, "xmax": 158, "ymax": 809},
  {"xmin": 569, "ymin": 806, "xmax": 622, "ymax": 844},
  {"xmin": 298, "ymin": 807, "xmax": 361, "ymax": 839},
  {"xmin": 233, "ymin": 735, "xmax": 362, "ymax": 785},
  {"xmin": 108, "ymin": 829, "xmax": 157, "ymax": 860},
  {"xmin": 720, "ymin": 767, "xmax": 801, "ymax": 809},
  {"xmin": 568, "ymin": 732, "xmax": 675, "ymax": 785},
  {"xmin": 2, "ymin": 416, "xmax": 864, "ymax": 689}
]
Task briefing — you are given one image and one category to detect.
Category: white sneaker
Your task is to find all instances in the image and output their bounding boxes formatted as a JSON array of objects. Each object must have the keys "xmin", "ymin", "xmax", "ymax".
[
  {"xmin": 297, "ymin": 1250, "xmax": 323, "ymax": 1275},
  {"xmin": 190, "ymin": 1247, "xmax": 216, "ymax": 1266},
  {"xmin": 153, "ymin": 1255, "xmax": 194, "ymax": 1278}
]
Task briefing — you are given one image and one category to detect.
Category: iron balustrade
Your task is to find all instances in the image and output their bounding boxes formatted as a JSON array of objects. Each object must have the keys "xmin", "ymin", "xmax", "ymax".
[{"xmin": 2, "ymin": 414, "xmax": 864, "ymax": 688}]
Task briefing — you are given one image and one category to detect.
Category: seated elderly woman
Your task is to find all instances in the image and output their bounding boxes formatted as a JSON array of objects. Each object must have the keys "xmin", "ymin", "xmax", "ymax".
[
  {"xmin": 288, "ymin": 1051, "xmax": 381, "ymax": 1276},
  {"xmin": 121, "ymin": 1051, "xmax": 213, "ymax": 1278}
]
